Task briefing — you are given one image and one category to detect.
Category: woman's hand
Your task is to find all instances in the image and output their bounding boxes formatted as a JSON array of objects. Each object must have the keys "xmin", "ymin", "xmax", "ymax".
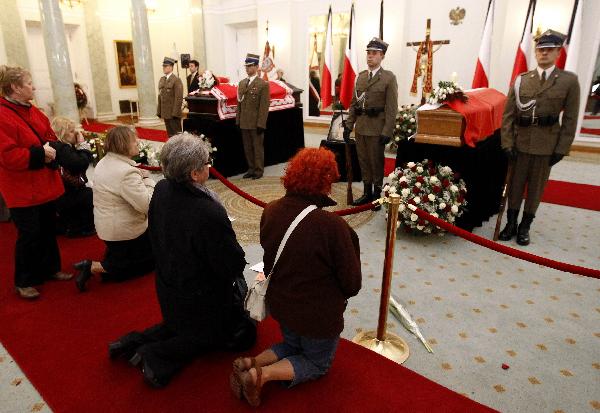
[
  {"xmin": 76, "ymin": 131, "xmax": 85, "ymax": 144},
  {"xmin": 43, "ymin": 142, "xmax": 56, "ymax": 163}
]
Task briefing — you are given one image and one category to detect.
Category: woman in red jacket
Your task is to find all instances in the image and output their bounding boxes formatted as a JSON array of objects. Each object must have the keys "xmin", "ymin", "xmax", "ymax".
[{"xmin": 0, "ymin": 65, "xmax": 72, "ymax": 299}]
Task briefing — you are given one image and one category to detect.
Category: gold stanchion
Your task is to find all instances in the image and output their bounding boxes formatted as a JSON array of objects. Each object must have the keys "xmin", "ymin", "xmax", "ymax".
[{"xmin": 352, "ymin": 193, "xmax": 410, "ymax": 364}]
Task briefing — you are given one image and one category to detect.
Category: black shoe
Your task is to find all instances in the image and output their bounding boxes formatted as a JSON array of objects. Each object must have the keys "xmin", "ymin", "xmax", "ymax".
[
  {"xmin": 108, "ymin": 340, "xmax": 138, "ymax": 360},
  {"xmin": 498, "ymin": 209, "xmax": 519, "ymax": 241},
  {"xmin": 75, "ymin": 261, "xmax": 93, "ymax": 292},
  {"xmin": 73, "ymin": 259, "xmax": 91, "ymax": 271},
  {"xmin": 242, "ymin": 172, "xmax": 254, "ymax": 179},
  {"xmin": 352, "ymin": 183, "xmax": 373, "ymax": 206},
  {"xmin": 129, "ymin": 352, "xmax": 167, "ymax": 388},
  {"xmin": 251, "ymin": 174, "xmax": 263, "ymax": 180},
  {"xmin": 517, "ymin": 212, "xmax": 534, "ymax": 246}
]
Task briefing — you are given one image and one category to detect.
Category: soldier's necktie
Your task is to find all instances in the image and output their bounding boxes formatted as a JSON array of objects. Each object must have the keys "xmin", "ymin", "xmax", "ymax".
[
  {"xmin": 368, "ymin": 71, "xmax": 373, "ymax": 81},
  {"xmin": 540, "ymin": 71, "xmax": 546, "ymax": 87}
]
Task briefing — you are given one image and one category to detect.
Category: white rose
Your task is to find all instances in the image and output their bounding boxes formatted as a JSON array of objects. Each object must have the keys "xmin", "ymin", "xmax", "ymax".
[
  {"xmin": 401, "ymin": 188, "xmax": 410, "ymax": 197},
  {"xmin": 439, "ymin": 202, "xmax": 446, "ymax": 210},
  {"xmin": 414, "ymin": 196, "xmax": 421, "ymax": 204},
  {"xmin": 212, "ymin": 147, "xmax": 218, "ymax": 152},
  {"xmin": 410, "ymin": 213, "xmax": 418, "ymax": 222},
  {"xmin": 431, "ymin": 212, "xmax": 439, "ymax": 218},
  {"xmin": 407, "ymin": 129, "xmax": 412, "ymax": 133},
  {"xmin": 399, "ymin": 204, "xmax": 406, "ymax": 212},
  {"xmin": 399, "ymin": 176, "xmax": 407, "ymax": 183},
  {"xmin": 415, "ymin": 182, "xmax": 422, "ymax": 188},
  {"xmin": 416, "ymin": 166, "xmax": 423, "ymax": 173},
  {"xmin": 383, "ymin": 184, "xmax": 390, "ymax": 192},
  {"xmin": 416, "ymin": 225, "xmax": 424, "ymax": 231},
  {"xmin": 441, "ymin": 94, "xmax": 447, "ymax": 100},
  {"xmin": 403, "ymin": 114, "xmax": 408, "ymax": 119},
  {"xmin": 450, "ymin": 185, "xmax": 458, "ymax": 192},
  {"xmin": 428, "ymin": 193, "xmax": 436, "ymax": 202},
  {"xmin": 451, "ymin": 205, "xmax": 459, "ymax": 213},
  {"xmin": 430, "ymin": 176, "xmax": 439, "ymax": 184},
  {"xmin": 389, "ymin": 186, "xmax": 397, "ymax": 194},
  {"xmin": 448, "ymin": 215, "xmax": 455, "ymax": 222},
  {"xmin": 410, "ymin": 118, "xmax": 416, "ymax": 123},
  {"xmin": 407, "ymin": 162, "xmax": 415, "ymax": 168}
]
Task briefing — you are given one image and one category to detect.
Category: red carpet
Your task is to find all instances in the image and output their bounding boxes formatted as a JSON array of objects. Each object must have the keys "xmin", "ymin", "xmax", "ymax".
[
  {"xmin": 0, "ymin": 223, "xmax": 494, "ymax": 413},
  {"xmin": 83, "ymin": 121, "xmax": 168, "ymax": 142},
  {"xmin": 580, "ymin": 127, "xmax": 600, "ymax": 136},
  {"xmin": 384, "ymin": 157, "xmax": 600, "ymax": 211}
]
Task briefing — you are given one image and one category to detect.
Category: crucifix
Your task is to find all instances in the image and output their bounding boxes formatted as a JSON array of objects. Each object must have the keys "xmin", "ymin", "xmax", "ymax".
[{"xmin": 406, "ymin": 19, "xmax": 450, "ymax": 104}]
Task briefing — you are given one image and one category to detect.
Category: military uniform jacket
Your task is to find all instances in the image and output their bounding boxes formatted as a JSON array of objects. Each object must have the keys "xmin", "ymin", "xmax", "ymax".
[
  {"xmin": 236, "ymin": 77, "xmax": 270, "ymax": 130},
  {"xmin": 157, "ymin": 74, "xmax": 184, "ymax": 120},
  {"xmin": 501, "ymin": 68, "xmax": 580, "ymax": 156},
  {"xmin": 346, "ymin": 68, "xmax": 398, "ymax": 138}
]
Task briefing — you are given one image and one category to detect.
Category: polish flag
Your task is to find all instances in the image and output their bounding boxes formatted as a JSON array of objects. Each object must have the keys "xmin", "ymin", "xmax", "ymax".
[
  {"xmin": 558, "ymin": 0, "xmax": 581, "ymax": 72},
  {"xmin": 510, "ymin": 0, "xmax": 536, "ymax": 85},
  {"xmin": 339, "ymin": 3, "xmax": 358, "ymax": 109},
  {"xmin": 472, "ymin": 0, "xmax": 495, "ymax": 88},
  {"xmin": 320, "ymin": 6, "xmax": 334, "ymax": 109}
]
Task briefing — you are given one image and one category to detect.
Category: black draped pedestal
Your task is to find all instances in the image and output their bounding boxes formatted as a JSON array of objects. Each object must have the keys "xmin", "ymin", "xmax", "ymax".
[
  {"xmin": 184, "ymin": 87, "xmax": 304, "ymax": 177},
  {"xmin": 395, "ymin": 131, "xmax": 507, "ymax": 232}
]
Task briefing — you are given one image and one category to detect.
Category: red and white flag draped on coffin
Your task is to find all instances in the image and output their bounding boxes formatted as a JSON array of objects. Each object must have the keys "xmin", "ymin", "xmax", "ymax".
[
  {"xmin": 320, "ymin": 6, "xmax": 334, "ymax": 109},
  {"xmin": 556, "ymin": 0, "xmax": 581, "ymax": 71},
  {"xmin": 339, "ymin": 3, "xmax": 358, "ymax": 109},
  {"xmin": 210, "ymin": 80, "xmax": 296, "ymax": 120},
  {"xmin": 472, "ymin": 0, "xmax": 495, "ymax": 89},
  {"xmin": 510, "ymin": 0, "xmax": 536, "ymax": 85}
]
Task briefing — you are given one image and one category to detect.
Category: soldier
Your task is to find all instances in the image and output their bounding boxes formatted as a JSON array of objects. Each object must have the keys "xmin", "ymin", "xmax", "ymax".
[
  {"xmin": 344, "ymin": 37, "xmax": 398, "ymax": 206},
  {"xmin": 236, "ymin": 53, "xmax": 270, "ymax": 180},
  {"xmin": 157, "ymin": 57, "xmax": 184, "ymax": 138},
  {"xmin": 499, "ymin": 30, "xmax": 580, "ymax": 245}
]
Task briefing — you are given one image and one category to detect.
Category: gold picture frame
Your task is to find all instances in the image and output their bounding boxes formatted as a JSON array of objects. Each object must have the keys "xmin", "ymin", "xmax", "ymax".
[{"xmin": 114, "ymin": 40, "xmax": 137, "ymax": 88}]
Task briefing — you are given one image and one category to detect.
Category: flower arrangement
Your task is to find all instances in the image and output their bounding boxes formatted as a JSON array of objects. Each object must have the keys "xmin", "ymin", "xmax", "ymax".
[
  {"xmin": 383, "ymin": 159, "xmax": 467, "ymax": 234},
  {"xmin": 393, "ymin": 104, "xmax": 418, "ymax": 145},
  {"xmin": 133, "ymin": 141, "xmax": 161, "ymax": 167},
  {"xmin": 427, "ymin": 80, "xmax": 468, "ymax": 105},
  {"xmin": 81, "ymin": 131, "xmax": 106, "ymax": 166},
  {"xmin": 198, "ymin": 70, "xmax": 216, "ymax": 89}
]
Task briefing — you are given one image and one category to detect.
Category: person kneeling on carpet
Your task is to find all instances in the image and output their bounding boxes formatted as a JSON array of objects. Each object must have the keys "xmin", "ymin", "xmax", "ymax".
[
  {"xmin": 74, "ymin": 126, "xmax": 155, "ymax": 291},
  {"xmin": 230, "ymin": 147, "xmax": 362, "ymax": 407},
  {"xmin": 108, "ymin": 132, "xmax": 256, "ymax": 388},
  {"xmin": 50, "ymin": 117, "xmax": 95, "ymax": 238}
]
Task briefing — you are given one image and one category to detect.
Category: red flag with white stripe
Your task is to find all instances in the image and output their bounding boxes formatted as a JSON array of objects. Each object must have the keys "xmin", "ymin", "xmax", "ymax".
[
  {"xmin": 510, "ymin": 0, "xmax": 536, "ymax": 85},
  {"xmin": 558, "ymin": 0, "xmax": 581, "ymax": 71},
  {"xmin": 339, "ymin": 3, "xmax": 358, "ymax": 109},
  {"xmin": 320, "ymin": 6, "xmax": 334, "ymax": 109},
  {"xmin": 472, "ymin": 0, "xmax": 495, "ymax": 88}
]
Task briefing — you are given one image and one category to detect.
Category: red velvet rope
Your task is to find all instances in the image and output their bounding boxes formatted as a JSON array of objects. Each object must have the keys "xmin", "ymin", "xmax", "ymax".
[{"xmin": 408, "ymin": 204, "xmax": 600, "ymax": 279}]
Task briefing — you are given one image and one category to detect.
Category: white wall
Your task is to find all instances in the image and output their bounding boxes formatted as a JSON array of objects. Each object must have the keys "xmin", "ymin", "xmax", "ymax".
[{"xmin": 0, "ymin": 28, "xmax": 7, "ymax": 65}]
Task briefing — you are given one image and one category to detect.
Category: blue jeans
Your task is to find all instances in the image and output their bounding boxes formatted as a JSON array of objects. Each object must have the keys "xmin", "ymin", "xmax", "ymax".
[{"xmin": 271, "ymin": 324, "xmax": 339, "ymax": 387}]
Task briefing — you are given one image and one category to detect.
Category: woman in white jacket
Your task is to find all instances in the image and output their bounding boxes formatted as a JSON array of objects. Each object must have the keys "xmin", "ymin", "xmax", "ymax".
[{"xmin": 75, "ymin": 126, "xmax": 155, "ymax": 291}]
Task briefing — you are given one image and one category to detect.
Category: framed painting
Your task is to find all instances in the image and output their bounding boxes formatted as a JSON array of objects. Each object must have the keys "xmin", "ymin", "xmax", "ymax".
[{"xmin": 114, "ymin": 40, "xmax": 137, "ymax": 88}]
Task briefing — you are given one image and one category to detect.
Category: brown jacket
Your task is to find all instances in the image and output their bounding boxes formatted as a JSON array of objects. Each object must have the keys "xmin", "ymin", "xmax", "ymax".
[
  {"xmin": 236, "ymin": 77, "xmax": 270, "ymax": 130},
  {"xmin": 261, "ymin": 193, "xmax": 362, "ymax": 339},
  {"xmin": 157, "ymin": 74, "xmax": 184, "ymax": 119},
  {"xmin": 501, "ymin": 68, "xmax": 580, "ymax": 156},
  {"xmin": 346, "ymin": 68, "xmax": 398, "ymax": 138}
]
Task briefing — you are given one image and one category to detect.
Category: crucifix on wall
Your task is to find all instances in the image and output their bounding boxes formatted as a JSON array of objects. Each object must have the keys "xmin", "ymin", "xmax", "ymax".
[{"xmin": 406, "ymin": 19, "xmax": 450, "ymax": 104}]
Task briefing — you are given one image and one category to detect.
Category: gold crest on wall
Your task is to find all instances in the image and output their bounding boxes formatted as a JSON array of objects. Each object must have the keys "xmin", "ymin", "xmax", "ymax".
[{"xmin": 449, "ymin": 7, "xmax": 466, "ymax": 25}]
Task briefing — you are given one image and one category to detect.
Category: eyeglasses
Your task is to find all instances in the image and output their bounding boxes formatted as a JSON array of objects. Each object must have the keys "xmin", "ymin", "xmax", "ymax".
[{"xmin": 205, "ymin": 157, "xmax": 213, "ymax": 167}]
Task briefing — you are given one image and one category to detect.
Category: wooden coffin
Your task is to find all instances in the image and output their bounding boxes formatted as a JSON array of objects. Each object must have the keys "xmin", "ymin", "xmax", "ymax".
[{"xmin": 415, "ymin": 107, "xmax": 465, "ymax": 147}]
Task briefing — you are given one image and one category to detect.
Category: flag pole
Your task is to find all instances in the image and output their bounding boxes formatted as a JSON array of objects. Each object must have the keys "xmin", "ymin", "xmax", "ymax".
[{"xmin": 379, "ymin": 0, "xmax": 384, "ymax": 40}]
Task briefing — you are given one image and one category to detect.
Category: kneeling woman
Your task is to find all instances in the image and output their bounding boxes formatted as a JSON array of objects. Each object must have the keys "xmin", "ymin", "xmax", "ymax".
[
  {"xmin": 109, "ymin": 133, "xmax": 253, "ymax": 387},
  {"xmin": 75, "ymin": 126, "xmax": 155, "ymax": 291}
]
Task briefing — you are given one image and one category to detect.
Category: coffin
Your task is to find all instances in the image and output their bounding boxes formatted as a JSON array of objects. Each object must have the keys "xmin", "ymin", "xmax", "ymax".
[{"xmin": 415, "ymin": 108, "xmax": 465, "ymax": 147}]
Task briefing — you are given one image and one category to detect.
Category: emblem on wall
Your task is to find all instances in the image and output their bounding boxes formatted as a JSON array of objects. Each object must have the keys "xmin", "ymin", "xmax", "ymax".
[{"xmin": 449, "ymin": 7, "xmax": 466, "ymax": 25}]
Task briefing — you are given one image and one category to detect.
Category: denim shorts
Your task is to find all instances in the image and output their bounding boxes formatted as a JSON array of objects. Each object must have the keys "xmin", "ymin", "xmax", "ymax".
[{"xmin": 270, "ymin": 324, "xmax": 340, "ymax": 387}]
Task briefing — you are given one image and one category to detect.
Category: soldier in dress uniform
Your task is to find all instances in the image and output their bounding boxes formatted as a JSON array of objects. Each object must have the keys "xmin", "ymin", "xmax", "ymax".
[
  {"xmin": 157, "ymin": 57, "xmax": 184, "ymax": 138},
  {"xmin": 343, "ymin": 37, "xmax": 398, "ymax": 206},
  {"xmin": 499, "ymin": 30, "xmax": 580, "ymax": 245},
  {"xmin": 236, "ymin": 53, "xmax": 270, "ymax": 180}
]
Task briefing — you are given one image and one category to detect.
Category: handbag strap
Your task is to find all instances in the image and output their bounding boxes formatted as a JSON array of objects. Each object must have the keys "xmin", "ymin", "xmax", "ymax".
[{"xmin": 267, "ymin": 204, "xmax": 317, "ymax": 278}]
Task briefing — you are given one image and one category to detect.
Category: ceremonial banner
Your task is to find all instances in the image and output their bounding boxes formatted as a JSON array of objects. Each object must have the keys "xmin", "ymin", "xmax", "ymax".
[
  {"xmin": 510, "ymin": 0, "xmax": 536, "ymax": 84},
  {"xmin": 210, "ymin": 80, "xmax": 296, "ymax": 120},
  {"xmin": 339, "ymin": 3, "xmax": 358, "ymax": 109},
  {"xmin": 472, "ymin": 0, "xmax": 495, "ymax": 89},
  {"xmin": 261, "ymin": 40, "xmax": 277, "ymax": 81},
  {"xmin": 558, "ymin": 0, "xmax": 581, "ymax": 72},
  {"xmin": 320, "ymin": 6, "xmax": 334, "ymax": 109}
]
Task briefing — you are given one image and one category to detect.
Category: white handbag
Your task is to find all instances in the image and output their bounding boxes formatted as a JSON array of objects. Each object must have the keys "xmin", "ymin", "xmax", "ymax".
[{"xmin": 244, "ymin": 205, "xmax": 317, "ymax": 321}]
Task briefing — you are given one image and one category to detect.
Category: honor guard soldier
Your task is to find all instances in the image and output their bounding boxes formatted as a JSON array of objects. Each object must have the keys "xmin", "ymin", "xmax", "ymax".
[
  {"xmin": 499, "ymin": 30, "xmax": 580, "ymax": 245},
  {"xmin": 236, "ymin": 53, "xmax": 270, "ymax": 180},
  {"xmin": 344, "ymin": 37, "xmax": 398, "ymax": 205},
  {"xmin": 157, "ymin": 57, "xmax": 184, "ymax": 137}
]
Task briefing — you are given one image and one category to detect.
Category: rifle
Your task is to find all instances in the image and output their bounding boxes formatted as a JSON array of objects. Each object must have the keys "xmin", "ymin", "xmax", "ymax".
[
  {"xmin": 339, "ymin": 111, "xmax": 353, "ymax": 205},
  {"xmin": 493, "ymin": 160, "xmax": 515, "ymax": 241}
]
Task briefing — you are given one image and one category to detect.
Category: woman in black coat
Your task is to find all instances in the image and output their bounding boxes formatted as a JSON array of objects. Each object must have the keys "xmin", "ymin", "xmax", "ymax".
[
  {"xmin": 50, "ymin": 117, "xmax": 94, "ymax": 237},
  {"xmin": 108, "ymin": 132, "xmax": 255, "ymax": 388}
]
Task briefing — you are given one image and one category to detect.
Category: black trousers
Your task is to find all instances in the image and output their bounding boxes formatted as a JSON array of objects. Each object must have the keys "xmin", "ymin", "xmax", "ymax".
[
  {"xmin": 10, "ymin": 202, "xmax": 61, "ymax": 288},
  {"xmin": 55, "ymin": 187, "xmax": 94, "ymax": 235},
  {"xmin": 101, "ymin": 231, "xmax": 155, "ymax": 282}
]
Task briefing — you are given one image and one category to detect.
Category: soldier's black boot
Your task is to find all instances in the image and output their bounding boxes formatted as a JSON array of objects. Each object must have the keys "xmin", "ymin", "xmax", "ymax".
[
  {"xmin": 372, "ymin": 185, "xmax": 383, "ymax": 210},
  {"xmin": 352, "ymin": 183, "xmax": 373, "ymax": 206},
  {"xmin": 517, "ymin": 212, "xmax": 534, "ymax": 246},
  {"xmin": 498, "ymin": 209, "xmax": 519, "ymax": 241}
]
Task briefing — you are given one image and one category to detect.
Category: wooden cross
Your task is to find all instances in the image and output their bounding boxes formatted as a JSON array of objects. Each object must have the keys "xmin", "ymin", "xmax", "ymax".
[{"xmin": 406, "ymin": 19, "xmax": 450, "ymax": 104}]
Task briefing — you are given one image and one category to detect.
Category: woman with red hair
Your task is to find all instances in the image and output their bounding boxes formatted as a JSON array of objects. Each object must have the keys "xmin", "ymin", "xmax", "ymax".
[{"xmin": 230, "ymin": 147, "xmax": 362, "ymax": 406}]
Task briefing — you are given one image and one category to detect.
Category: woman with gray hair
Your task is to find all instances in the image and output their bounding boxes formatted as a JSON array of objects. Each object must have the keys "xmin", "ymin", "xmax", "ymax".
[{"xmin": 108, "ymin": 132, "xmax": 255, "ymax": 388}]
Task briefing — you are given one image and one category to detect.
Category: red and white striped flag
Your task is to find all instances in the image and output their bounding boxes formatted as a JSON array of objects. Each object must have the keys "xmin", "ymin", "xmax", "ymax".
[
  {"xmin": 339, "ymin": 3, "xmax": 358, "ymax": 109},
  {"xmin": 472, "ymin": 0, "xmax": 495, "ymax": 88},
  {"xmin": 510, "ymin": 0, "xmax": 536, "ymax": 85},
  {"xmin": 320, "ymin": 6, "xmax": 334, "ymax": 109},
  {"xmin": 557, "ymin": 0, "xmax": 581, "ymax": 71}
]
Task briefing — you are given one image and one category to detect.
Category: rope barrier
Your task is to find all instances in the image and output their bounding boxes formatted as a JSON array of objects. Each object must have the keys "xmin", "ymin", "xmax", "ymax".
[{"xmin": 405, "ymin": 203, "xmax": 600, "ymax": 280}]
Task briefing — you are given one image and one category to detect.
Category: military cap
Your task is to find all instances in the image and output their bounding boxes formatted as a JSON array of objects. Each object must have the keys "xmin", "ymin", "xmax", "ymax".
[
  {"xmin": 162, "ymin": 57, "xmax": 177, "ymax": 66},
  {"xmin": 535, "ymin": 29, "xmax": 566, "ymax": 48},
  {"xmin": 366, "ymin": 37, "xmax": 389, "ymax": 54},
  {"xmin": 244, "ymin": 53, "xmax": 260, "ymax": 66}
]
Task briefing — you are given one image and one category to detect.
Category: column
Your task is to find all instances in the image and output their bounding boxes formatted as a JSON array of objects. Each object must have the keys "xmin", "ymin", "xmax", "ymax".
[
  {"xmin": 191, "ymin": 0, "xmax": 207, "ymax": 69},
  {"xmin": 83, "ymin": 0, "xmax": 116, "ymax": 121},
  {"xmin": 130, "ymin": 0, "xmax": 161, "ymax": 126},
  {"xmin": 0, "ymin": 0, "xmax": 30, "ymax": 68},
  {"xmin": 38, "ymin": 0, "xmax": 79, "ymax": 123}
]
